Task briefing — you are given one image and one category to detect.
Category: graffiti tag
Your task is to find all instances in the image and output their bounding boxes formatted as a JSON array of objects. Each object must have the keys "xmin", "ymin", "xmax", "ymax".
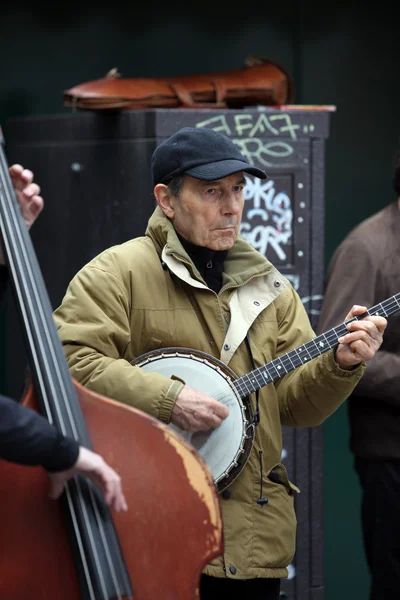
[{"xmin": 240, "ymin": 178, "xmax": 293, "ymax": 260}]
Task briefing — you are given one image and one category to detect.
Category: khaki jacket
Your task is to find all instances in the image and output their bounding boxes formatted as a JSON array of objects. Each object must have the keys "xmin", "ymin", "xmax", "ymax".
[{"xmin": 54, "ymin": 207, "xmax": 365, "ymax": 579}]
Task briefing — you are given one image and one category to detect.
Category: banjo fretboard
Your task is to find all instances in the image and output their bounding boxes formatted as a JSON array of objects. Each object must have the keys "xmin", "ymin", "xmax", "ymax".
[{"xmin": 233, "ymin": 293, "xmax": 400, "ymax": 399}]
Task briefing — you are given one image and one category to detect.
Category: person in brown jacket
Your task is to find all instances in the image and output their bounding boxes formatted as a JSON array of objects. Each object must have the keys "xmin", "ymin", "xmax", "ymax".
[{"xmin": 317, "ymin": 150, "xmax": 400, "ymax": 600}]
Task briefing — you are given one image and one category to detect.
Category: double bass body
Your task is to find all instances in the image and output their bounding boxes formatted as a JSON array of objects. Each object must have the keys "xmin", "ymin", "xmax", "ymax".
[{"xmin": 0, "ymin": 381, "xmax": 223, "ymax": 600}]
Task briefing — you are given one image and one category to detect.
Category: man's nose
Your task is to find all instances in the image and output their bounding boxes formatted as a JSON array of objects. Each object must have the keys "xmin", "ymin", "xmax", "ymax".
[{"xmin": 222, "ymin": 193, "xmax": 241, "ymax": 214}]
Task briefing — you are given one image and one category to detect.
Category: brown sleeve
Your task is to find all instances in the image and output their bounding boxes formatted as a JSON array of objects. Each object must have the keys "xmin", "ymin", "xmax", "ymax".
[{"xmin": 317, "ymin": 235, "xmax": 400, "ymax": 406}]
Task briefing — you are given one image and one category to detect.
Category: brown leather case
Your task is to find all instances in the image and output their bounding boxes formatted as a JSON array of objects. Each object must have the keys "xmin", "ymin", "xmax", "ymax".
[{"xmin": 63, "ymin": 57, "xmax": 294, "ymax": 110}]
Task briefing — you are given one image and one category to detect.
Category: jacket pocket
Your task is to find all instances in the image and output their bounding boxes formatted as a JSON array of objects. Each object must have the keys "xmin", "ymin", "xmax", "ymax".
[
  {"xmin": 252, "ymin": 462, "xmax": 299, "ymax": 568},
  {"xmin": 268, "ymin": 462, "xmax": 300, "ymax": 494}
]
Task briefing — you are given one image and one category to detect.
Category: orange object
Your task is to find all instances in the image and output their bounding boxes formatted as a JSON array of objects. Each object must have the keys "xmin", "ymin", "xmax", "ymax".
[{"xmin": 64, "ymin": 57, "xmax": 294, "ymax": 110}]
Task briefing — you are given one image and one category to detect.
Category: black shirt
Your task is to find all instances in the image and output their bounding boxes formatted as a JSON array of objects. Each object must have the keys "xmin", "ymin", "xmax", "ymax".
[
  {"xmin": 0, "ymin": 265, "xmax": 79, "ymax": 471},
  {"xmin": 177, "ymin": 234, "xmax": 228, "ymax": 294}
]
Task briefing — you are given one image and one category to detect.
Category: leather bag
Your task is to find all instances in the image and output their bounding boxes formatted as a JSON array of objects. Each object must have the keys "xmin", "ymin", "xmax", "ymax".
[{"xmin": 63, "ymin": 56, "xmax": 294, "ymax": 110}]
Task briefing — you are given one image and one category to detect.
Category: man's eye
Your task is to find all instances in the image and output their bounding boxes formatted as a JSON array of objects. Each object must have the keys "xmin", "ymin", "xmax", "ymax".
[
  {"xmin": 234, "ymin": 185, "xmax": 244, "ymax": 192},
  {"xmin": 206, "ymin": 188, "xmax": 217, "ymax": 195}
]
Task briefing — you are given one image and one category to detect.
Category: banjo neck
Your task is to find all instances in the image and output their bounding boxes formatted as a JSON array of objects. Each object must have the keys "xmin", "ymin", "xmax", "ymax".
[{"xmin": 232, "ymin": 294, "xmax": 400, "ymax": 399}]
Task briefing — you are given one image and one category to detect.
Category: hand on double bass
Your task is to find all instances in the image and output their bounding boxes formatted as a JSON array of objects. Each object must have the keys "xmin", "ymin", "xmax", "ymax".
[
  {"xmin": 0, "ymin": 164, "xmax": 43, "ymax": 264},
  {"xmin": 48, "ymin": 445, "xmax": 128, "ymax": 512}
]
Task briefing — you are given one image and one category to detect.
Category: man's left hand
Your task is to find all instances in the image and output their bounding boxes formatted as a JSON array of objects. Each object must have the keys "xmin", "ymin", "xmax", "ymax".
[{"xmin": 335, "ymin": 305, "xmax": 387, "ymax": 370}]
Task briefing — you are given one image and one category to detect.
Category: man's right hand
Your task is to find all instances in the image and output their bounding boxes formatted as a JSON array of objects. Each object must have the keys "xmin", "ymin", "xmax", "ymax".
[{"xmin": 171, "ymin": 385, "xmax": 229, "ymax": 432}]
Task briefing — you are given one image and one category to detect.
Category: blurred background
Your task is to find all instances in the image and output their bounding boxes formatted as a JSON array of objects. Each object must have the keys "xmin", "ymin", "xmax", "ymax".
[{"xmin": 1, "ymin": 1, "xmax": 399, "ymax": 598}]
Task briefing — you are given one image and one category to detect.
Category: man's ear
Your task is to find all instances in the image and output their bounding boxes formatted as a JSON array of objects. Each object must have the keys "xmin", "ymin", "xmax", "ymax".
[{"xmin": 154, "ymin": 184, "xmax": 175, "ymax": 218}]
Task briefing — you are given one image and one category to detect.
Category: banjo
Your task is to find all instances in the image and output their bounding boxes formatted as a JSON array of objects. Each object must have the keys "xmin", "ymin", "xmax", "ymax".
[{"xmin": 132, "ymin": 293, "xmax": 400, "ymax": 493}]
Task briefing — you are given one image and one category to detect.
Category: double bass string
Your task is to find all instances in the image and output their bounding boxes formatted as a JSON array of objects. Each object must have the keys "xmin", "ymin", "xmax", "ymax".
[{"xmin": 0, "ymin": 155, "xmax": 126, "ymax": 600}]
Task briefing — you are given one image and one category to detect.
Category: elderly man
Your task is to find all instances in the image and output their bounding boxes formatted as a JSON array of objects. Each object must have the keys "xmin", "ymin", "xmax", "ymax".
[
  {"xmin": 0, "ymin": 164, "xmax": 127, "ymax": 512},
  {"xmin": 54, "ymin": 127, "xmax": 386, "ymax": 600}
]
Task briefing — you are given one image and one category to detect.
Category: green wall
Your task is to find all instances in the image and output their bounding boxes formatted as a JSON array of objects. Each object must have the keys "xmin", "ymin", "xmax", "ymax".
[
  {"xmin": 304, "ymin": 11, "xmax": 399, "ymax": 598},
  {"xmin": 1, "ymin": 3, "xmax": 399, "ymax": 598}
]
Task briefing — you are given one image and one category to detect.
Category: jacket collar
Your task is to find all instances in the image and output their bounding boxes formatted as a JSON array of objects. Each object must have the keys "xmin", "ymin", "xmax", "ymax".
[{"xmin": 145, "ymin": 206, "xmax": 273, "ymax": 289}]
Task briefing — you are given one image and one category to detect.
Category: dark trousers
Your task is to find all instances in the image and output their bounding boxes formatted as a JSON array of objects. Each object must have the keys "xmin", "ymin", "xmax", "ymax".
[
  {"xmin": 200, "ymin": 574, "xmax": 280, "ymax": 600},
  {"xmin": 355, "ymin": 457, "xmax": 400, "ymax": 600}
]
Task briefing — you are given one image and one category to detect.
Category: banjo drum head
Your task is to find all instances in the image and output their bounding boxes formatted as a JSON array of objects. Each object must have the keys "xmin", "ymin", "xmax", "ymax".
[{"xmin": 132, "ymin": 348, "xmax": 251, "ymax": 491}]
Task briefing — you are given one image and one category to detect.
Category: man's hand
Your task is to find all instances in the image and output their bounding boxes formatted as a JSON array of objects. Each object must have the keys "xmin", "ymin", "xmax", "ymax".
[
  {"xmin": 335, "ymin": 305, "xmax": 387, "ymax": 370},
  {"xmin": 47, "ymin": 446, "xmax": 128, "ymax": 513},
  {"xmin": 171, "ymin": 384, "xmax": 229, "ymax": 432}
]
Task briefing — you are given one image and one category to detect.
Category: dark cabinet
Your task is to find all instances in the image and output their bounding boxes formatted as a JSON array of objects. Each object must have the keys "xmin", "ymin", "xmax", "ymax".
[{"xmin": 5, "ymin": 106, "xmax": 333, "ymax": 600}]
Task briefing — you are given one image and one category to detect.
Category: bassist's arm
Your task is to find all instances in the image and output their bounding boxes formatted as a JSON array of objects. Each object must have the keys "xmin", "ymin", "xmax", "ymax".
[{"xmin": 0, "ymin": 392, "xmax": 79, "ymax": 470}]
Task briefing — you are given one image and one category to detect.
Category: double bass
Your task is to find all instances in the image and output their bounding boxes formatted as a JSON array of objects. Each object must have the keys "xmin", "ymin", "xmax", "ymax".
[{"xmin": 0, "ymin": 131, "xmax": 223, "ymax": 599}]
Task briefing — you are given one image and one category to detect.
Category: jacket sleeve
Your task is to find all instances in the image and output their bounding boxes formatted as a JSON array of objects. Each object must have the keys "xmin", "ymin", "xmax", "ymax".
[
  {"xmin": 274, "ymin": 285, "xmax": 366, "ymax": 427},
  {"xmin": 317, "ymin": 236, "xmax": 400, "ymax": 407},
  {"xmin": 0, "ymin": 394, "xmax": 79, "ymax": 471},
  {"xmin": 53, "ymin": 262, "xmax": 183, "ymax": 424},
  {"xmin": 0, "ymin": 267, "xmax": 79, "ymax": 470}
]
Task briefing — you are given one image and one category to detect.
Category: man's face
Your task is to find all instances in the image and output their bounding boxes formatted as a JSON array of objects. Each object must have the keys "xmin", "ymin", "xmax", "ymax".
[{"xmin": 167, "ymin": 173, "xmax": 246, "ymax": 251}]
